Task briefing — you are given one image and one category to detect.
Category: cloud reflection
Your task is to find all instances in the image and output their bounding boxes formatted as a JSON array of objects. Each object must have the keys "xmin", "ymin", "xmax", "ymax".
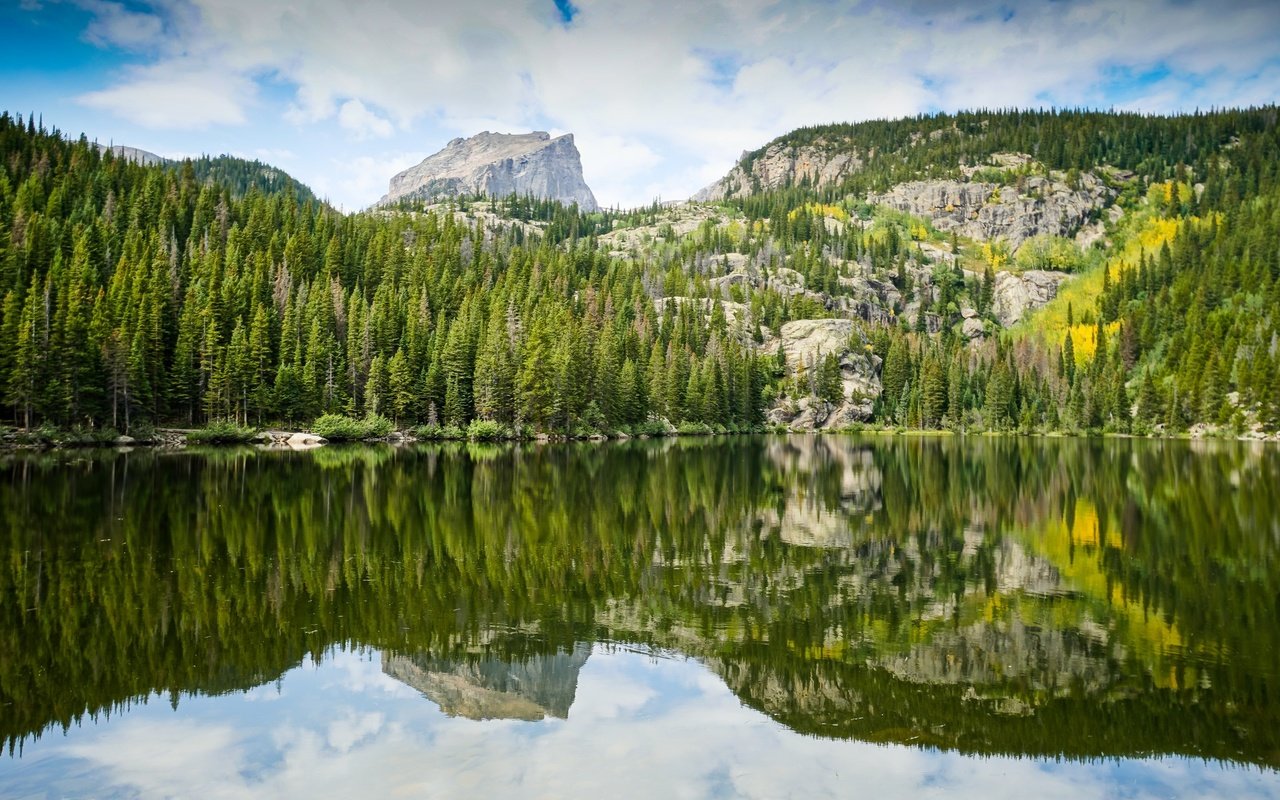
[{"xmin": 10, "ymin": 647, "xmax": 1275, "ymax": 799}]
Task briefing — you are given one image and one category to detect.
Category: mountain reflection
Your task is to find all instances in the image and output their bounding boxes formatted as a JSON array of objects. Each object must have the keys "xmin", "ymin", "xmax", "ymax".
[
  {"xmin": 2, "ymin": 436, "xmax": 1278, "ymax": 767},
  {"xmin": 383, "ymin": 644, "xmax": 591, "ymax": 721}
]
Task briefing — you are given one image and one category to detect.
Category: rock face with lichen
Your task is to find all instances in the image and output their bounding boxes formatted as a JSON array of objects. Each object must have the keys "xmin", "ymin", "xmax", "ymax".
[{"xmin": 381, "ymin": 131, "xmax": 598, "ymax": 211}]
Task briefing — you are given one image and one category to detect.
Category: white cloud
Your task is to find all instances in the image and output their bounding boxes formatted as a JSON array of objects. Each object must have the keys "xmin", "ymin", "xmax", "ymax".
[
  {"xmin": 337, "ymin": 99, "xmax": 394, "ymax": 139},
  {"xmin": 60, "ymin": 0, "xmax": 1280, "ymax": 208},
  {"xmin": 78, "ymin": 0, "xmax": 164, "ymax": 50},
  {"xmin": 307, "ymin": 151, "xmax": 424, "ymax": 211},
  {"xmin": 77, "ymin": 63, "xmax": 253, "ymax": 129}
]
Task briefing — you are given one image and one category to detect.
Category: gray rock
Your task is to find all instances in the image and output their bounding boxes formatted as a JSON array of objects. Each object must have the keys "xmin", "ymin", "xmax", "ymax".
[
  {"xmin": 692, "ymin": 141, "xmax": 864, "ymax": 202},
  {"xmin": 962, "ymin": 317, "xmax": 986, "ymax": 339},
  {"xmin": 383, "ymin": 644, "xmax": 591, "ymax": 721},
  {"xmin": 867, "ymin": 169, "xmax": 1113, "ymax": 251},
  {"xmin": 382, "ymin": 131, "xmax": 598, "ymax": 211},
  {"xmin": 113, "ymin": 435, "xmax": 137, "ymax": 445},
  {"xmin": 766, "ymin": 319, "xmax": 881, "ymax": 429},
  {"xmin": 286, "ymin": 432, "xmax": 328, "ymax": 448},
  {"xmin": 991, "ymin": 270, "xmax": 1071, "ymax": 326}
]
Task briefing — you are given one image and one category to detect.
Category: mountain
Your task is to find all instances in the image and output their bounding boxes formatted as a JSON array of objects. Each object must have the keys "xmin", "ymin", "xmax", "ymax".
[
  {"xmin": 0, "ymin": 108, "xmax": 1276, "ymax": 440},
  {"xmin": 93, "ymin": 142, "xmax": 320, "ymax": 205},
  {"xmin": 94, "ymin": 143, "xmax": 166, "ymax": 167},
  {"xmin": 380, "ymin": 130, "xmax": 598, "ymax": 211},
  {"xmin": 180, "ymin": 154, "xmax": 321, "ymax": 206}
]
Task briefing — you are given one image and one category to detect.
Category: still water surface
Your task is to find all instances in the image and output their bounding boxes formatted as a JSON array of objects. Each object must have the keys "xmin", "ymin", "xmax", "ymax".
[{"xmin": 1, "ymin": 436, "xmax": 1278, "ymax": 798}]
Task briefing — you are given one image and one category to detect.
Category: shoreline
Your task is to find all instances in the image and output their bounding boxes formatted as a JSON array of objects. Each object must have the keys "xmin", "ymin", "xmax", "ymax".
[{"xmin": 3, "ymin": 424, "xmax": 1277, "ymax": 452}]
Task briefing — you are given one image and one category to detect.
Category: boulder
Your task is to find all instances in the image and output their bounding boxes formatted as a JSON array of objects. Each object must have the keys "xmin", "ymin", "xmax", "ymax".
[
  {"xmin": 991, "ymin": 270, "xmax": 1071, "ymax": 326},
  {"xmin": 286, "ymin": 432, "xmax": 328, "ymax": 448}
]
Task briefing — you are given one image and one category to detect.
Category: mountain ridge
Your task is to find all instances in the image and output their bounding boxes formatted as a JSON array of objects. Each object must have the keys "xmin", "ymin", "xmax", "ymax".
[{"xmin": 380, "ymin": 130, "xmax": 598, "ymax": 211}]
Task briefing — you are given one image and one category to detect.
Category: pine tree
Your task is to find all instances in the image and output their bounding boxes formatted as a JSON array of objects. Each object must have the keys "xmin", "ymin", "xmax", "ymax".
[
  {"xmin": 818, "ymin": 352, "xmax": 843, "ymax": 405},
  {"xmin": 921, "ymin": 354, "xmax": 947, "ymax": 428}
]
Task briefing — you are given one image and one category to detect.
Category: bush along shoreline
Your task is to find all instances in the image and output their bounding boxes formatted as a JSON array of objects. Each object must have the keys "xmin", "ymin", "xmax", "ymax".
[
  {"xmin": 2, "ymin": 414, "xmax": 1276, "ymax": 451},
  {"xmin": 0, "ymin": 414, "xmax": 769, "ymax": 449}
]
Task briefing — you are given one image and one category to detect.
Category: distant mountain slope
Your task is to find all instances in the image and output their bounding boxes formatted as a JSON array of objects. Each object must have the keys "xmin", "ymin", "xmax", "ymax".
[
  {"xmin": 694, "ymin": 108, "xmax": 1276, "ymax": 202},
  {"xmin": 181, "ymin": 154, "xmax": 321, "ymax": 206},
  {"xmin": 381, "ymin": 131, "xmax": 598, "ymax": 211},
  {"xmin": 93, "ymin": 142, "xmax": 321, "ymax": 206},
  {"xmin": 94, "ymin": 143, "xmax": 166, "ymax": 167}
]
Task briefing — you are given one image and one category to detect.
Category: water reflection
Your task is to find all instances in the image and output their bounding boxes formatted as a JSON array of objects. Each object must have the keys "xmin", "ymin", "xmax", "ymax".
[
  {"xmin": 383, "ymin": 644, "xmax": 591, "ymax": 721},
  {"xmin": 1, "ymin": 436, "xmax": 1278, "ymax": 779}
]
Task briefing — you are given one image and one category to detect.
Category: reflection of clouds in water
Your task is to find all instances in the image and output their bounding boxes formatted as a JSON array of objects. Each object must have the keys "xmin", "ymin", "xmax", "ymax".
[
  {"xmin": 570, "ymin": 654, "xmax": 659, "ymax": 721},
  {"xmin": 22, "ymin": 647, "xmax": 1280, "ymax": 799},
  {"xmin": 330, "ymin": 647, "xmax": 421, "ymax": 698},
  {"xmin": 62, "ymin": 719, "xmax": 248, "ymax": 800},
  {"xmin": 327, "ymin": 711, "xmax": 385, "ymax": 752}
]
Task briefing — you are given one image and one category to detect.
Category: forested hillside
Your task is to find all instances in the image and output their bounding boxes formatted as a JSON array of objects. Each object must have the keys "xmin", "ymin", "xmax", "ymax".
[
  {"xmin": 0, "ymin": 114, "xmax": 766, "ymax": 437},
  {"xmin": 0, "ymin": 107, "xmax": 1277, "ymax": 439}
]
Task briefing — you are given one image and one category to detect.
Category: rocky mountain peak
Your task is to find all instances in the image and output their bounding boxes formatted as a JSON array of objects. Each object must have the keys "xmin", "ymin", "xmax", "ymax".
[{"xmin": 381, "ymin": 130, "xmax": 597, "ymax": 211}]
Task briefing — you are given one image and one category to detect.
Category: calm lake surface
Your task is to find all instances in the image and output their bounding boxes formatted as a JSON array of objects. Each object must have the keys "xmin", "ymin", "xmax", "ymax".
[{"xmin": 2, "ymin": 435, "xmax": 1279, "ymax": 798}]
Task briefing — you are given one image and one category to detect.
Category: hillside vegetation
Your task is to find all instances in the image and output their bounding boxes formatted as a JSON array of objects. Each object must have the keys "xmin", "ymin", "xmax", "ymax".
[{"xmin": 0, "ymin": 107, "xmax": 1277, "ymax": 439}]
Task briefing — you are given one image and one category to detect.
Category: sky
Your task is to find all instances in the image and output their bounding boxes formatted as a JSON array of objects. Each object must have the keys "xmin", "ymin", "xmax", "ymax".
[
  {"xmin": 2, "ymin": 0, "xmax": 1279, "ymax": 211},
  {"xmin": 4, "ymin": 646, "xmax": 1278, "ymax": 798}
]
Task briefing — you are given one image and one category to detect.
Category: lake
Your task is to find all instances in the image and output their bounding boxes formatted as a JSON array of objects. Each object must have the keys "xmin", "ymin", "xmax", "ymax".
[{"xmin": 2, "ymin": 436, "xmax": 1278, "ymax": 798}]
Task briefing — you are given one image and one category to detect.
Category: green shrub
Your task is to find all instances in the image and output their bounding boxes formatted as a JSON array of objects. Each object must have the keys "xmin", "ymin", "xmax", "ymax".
[
  {"xmin": 309, "ymin": 414, "xmax": 361, "ymax": 440},
  {"xmin": 360, "ymin": 413, "xmax": 393, "ymax": 438},
  {"xmin": 466, "ymin": 419, "xmax": 511, "ymax": 441},
  {"xmin": 187, "ymin": 421, "xmax": 256, "ymax": 444},
  {"xmin": 632, "ymin": 418, "xmax": 671, "ymax": 437},
  {"xmin": 57, "ymin": 426, "xmax": 120, "ymax": 446},
  {"xmin": 414, "ymin": 423, "xmax": 466, "ymax": 440},
  {"xmin": 127, "ymin": 421, "xmax": 157, "ymax": 442},
  {"xmin": 676, "ymin": 421, "xmax": 713, "ymax": 435},
  {"xmin": 311, "ymin": 413, "xmax": 393, "ymax": 441},
  {"xmin": 413, "ymin": 423, "xmax": 443, "ymax": 439}
]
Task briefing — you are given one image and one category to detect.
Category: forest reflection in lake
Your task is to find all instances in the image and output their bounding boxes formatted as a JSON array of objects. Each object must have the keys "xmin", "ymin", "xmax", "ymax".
[{"xmin": 2, "ymin": 436, "xmax": 1279, "ymax": 797}]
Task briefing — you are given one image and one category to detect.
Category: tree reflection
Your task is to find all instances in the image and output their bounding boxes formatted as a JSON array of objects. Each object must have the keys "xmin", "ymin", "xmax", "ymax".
[{"xmin": 1, "ymin": 437, "xmax": 1277, "ymax": 766}]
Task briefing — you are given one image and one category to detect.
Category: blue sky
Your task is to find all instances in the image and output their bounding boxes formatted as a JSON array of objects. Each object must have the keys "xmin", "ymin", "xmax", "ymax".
[{"xmin": 3, "ymin": 0, "xmax": 1278, "ymax": 210}]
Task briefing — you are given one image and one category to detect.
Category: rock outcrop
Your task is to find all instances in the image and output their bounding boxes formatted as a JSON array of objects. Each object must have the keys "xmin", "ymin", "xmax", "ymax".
[
  {"xmin": 382, "ymin": 131, "xmax": 598, "ymax": 211},
  {"xmin": 867, "ymin": 170, "xmax": 1112, "ymax": 251},
  {"xmin": 693, "ymin": 140, "xmax": 864, "ymax": 202},
  {"xmin": 766, "ymin": 319, "xmax": 881, "ymax": 429},
  {"xmin": 991, "ymin": 270, "xmax": 1071, "ymax": 326}
]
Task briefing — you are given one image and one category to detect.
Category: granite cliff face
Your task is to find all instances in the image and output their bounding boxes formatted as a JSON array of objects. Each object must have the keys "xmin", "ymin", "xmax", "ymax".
[
  {"xmin": 867, "ymin": 169, "xmax": 1112, "ymax": 251},
  {"xmin": 381, "ymin": 131, "xmax": 598, "ymax": 211},
  {"xmin": 765, "ymin": 319, "xmax": 882, "ymax": 430},
  {"xmin": 692, "ymin": 140, "xmax": 864, "ymax": 202},
  {"xmin": 696, "ymin": 143, "xmax": 1112, "ymax": 252}
]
